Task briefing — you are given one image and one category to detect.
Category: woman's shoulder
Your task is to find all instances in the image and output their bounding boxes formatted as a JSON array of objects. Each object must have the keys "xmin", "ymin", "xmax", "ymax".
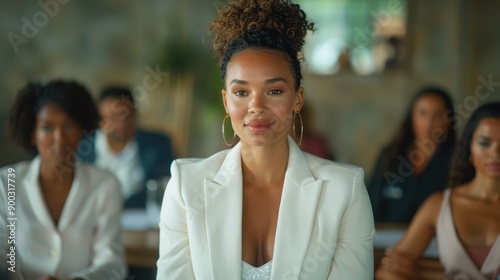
[
  {"xmin": 420, "ymin": 190, "xmax": 447, "ymax": 214},
  {"xmin": 0, "ymin": 160, "xmax": 32, "ymax": 178},
  {"xmin": 427, "ymin": 185, "xmax": 475, "ymax": 203},
  {"xmin": 0, "ymin": 160, "xmax": 33, "ymax": 200},
  {"xmin": 303, "ymin": 152, "xmax": 363, "ymax": 177},
  {"xmin": 173, "ymin": 149, "xmax": 231, "ymax": 171},
  {"xmin": 425, "ymin": 190, "xmax": 446, "ymax": 204}
]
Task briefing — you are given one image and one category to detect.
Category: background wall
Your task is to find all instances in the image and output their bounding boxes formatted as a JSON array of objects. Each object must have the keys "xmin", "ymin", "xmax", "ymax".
[
  {"xmin": 1, "ymin": 0, "xmax": 499, "ymax": 181},
  {"xmin": 302, "ymin": 0, "xmax": 500, "ymax": 178}
]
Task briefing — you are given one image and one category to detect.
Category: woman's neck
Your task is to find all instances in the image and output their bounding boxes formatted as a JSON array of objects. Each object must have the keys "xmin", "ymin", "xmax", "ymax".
[
  {"xmin": 408, "ymin": 139, "xmax": 438, "ymax": 176},
  {"xmin": 240, "ymin": 139, "xmax": 289, "ymax": 187},
  {"xmin": 469, "ymin": 174, "xmax": 500, "ymax": 202},
  {"xmin": 39, "ymin": 158, "xmax": 75, "ymax": 189},
  {"xmin": 410, "ymin": 138, "xmax": 438, "ymax": 160}
]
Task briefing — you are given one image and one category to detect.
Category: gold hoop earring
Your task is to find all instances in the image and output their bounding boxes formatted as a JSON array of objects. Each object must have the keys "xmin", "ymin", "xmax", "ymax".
[
  {"xmin": 292, "ymin": 111, "xmax": 303, "ymax": 145},
  {"xmin": 222, "ymin": 113, "xmax": 237, "ymax": 146}
]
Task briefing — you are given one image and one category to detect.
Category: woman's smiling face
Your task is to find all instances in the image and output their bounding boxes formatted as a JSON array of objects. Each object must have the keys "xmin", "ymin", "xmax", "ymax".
[
  {"xmin": 33, "ymin": 103, "xmax": 83, "ymax": 164},
  {"xmin": 222, "ymin": 49, "xmax": 304, "ymax": 148}
]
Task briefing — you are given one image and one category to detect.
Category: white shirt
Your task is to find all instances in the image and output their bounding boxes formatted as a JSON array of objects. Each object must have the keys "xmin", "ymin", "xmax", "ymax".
[
  {"xmin": 95, "ymin": 130, "xmax": 144, "ymax": 200},
  {"xmin": 0, "ymin": 157, "xmax": 126, "ymax": 280},
  {"xmin": 242, "ymin": 260, "xmax": 272, "ymax": 280}
]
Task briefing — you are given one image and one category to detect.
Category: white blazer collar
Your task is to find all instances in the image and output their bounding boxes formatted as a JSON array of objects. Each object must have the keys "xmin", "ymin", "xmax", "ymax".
[{"xmin": 204, "ymin": 137, "xmax": 324, "ymax": 279}]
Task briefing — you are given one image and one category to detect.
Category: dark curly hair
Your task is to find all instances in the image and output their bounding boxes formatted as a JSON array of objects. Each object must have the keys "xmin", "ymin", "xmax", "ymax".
[
  {"xmin": 382, "ymin": 86, "xmax": 457, "ymax": 173},
  {"xmin": 7, "ymin": 80, "xmax": 100, "ymax": 154},
  {"xmin": 448, "ymin": 102, "xmax": 500, "ymax": 188},
  {"xmin": 99, "ymin": 86, "xmax": 135, "ymax": 105},
  {"xmin": 210, "ymin": 0, "xmax": 315, "ymax": 90}
]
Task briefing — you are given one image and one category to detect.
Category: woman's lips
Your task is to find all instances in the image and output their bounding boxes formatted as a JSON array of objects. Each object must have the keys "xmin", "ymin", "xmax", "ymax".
[
  {"xmin": 245, "ymin": 120, "xmax": 272, "ymax": 132},
  {"xmin": 487, "ymin": 162, "xmax": 500, "ymax": 172},
  {"xmin": 53, "ymin": 147, "xmax": 69, "ymax": 157}
]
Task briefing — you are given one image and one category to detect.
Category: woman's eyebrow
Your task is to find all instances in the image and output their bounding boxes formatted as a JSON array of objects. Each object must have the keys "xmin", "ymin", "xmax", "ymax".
[
  {"xmin": 230, "ymin": 79, "xmax": 248, "ymax": 85},
  {"xmin": 230, "ymin": 78, "xmax": 288, "ymax": 85},
  {"xmin": 265, "ymin": 77, "xmax": 288, "ymax": 85}
]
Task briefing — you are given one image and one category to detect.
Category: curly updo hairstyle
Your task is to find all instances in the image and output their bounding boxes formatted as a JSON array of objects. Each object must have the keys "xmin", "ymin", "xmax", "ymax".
[
  {"xmin": 7, "ymin": 80, "xmax": 100, "ymax": 154},
  {"xmin": 210, "ymin": 0, "xmax": 315, "ymax": 90}
]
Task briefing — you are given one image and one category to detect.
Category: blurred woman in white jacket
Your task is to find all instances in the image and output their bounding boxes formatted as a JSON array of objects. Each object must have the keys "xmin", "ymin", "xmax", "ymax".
[{"xmin": 0, "ymin": 80, "xmax": 126, "ymax": 280}]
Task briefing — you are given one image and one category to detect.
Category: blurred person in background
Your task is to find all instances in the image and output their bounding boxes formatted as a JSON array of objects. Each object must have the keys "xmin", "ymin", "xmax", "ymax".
[
  {"xmin": 376, "ymin": 102, "xmax": 500, "ymax": 280},
  {"xmin": 79, "ymin": 86, "xmax": 176, "ymax": 209},
  {"xmin": 0, "ymin": 80, "xmax": 126, "ymax": 280},
  {"xmin": 368, "ymin": 86, "xmax": 456, "ymax": 224}
]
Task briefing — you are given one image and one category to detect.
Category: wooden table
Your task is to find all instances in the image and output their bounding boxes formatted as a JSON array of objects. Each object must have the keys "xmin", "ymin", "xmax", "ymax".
[
  {"xmin": 122, "ymin": 225, "xmax": 445, "ymax": 279},
  {"xmin": 122, "ymin": 229, "xmax": 159, "ymax": 268}
]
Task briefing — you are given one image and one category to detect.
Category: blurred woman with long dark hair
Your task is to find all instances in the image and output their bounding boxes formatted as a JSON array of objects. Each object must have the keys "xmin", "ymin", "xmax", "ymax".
[{"xmin": 368, "ymin": 86, "xmax": 456, "ymax": 224}]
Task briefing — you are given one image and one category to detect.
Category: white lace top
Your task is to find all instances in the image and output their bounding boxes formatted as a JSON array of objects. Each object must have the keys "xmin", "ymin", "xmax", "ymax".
[{"xmin": 241, "ymin": 261, "xmax": 272, "ymax": 280}]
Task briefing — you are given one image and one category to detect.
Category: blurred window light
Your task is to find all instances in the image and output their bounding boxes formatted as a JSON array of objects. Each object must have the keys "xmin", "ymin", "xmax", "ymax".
[
  {"xmin": 309, "ymin": 38, "xmax": 344, "ymax": 75},
  {"xmin": 297, "ymin": 0, "xmax": 407, "ymax": 76}
]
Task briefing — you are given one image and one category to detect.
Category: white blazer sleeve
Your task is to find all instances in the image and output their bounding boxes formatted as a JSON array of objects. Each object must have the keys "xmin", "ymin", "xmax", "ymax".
[
  {"xmin": 157, "ymin": 161, "xmax": 195, "ymax": 279},
  {"xmin": 327, "ymin": 168, "xmax": 376, "ymax": 280},
  {"xmin": 69, "ymin": 175, "xmax": 127, "ymax": 280}
]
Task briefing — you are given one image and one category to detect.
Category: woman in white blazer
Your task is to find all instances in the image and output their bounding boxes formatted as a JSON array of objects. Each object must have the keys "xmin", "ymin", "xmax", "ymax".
[
  {"xmin": 0, "ymin": 81, "xmax": 126, "ymax": 280},
  {"xmin": 157, "ymin": 0, "xmax": 375, "ymax": 279}
]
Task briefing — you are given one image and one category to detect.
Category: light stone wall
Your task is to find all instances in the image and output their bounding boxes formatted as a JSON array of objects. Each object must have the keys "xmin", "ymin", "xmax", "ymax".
[{"xmin": 0, "ymin": 0, "xmax": 499, "ymax": 182}]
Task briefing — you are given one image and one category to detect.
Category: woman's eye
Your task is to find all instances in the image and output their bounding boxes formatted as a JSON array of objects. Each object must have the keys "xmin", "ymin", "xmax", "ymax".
[
  {"xmin": 234, "ymin": 90, "xmax": 247, "ymax": 97},
  {"xmin": 41, "ymin": 125, "xmax": 52, "ymax": 131},
  {"xmin": 478, "ymin": 141, "xmax": 490, "ymax": 147},
  {"xmin": 268, "ymin": 89, "xmax": 282, "ymax": 95}
]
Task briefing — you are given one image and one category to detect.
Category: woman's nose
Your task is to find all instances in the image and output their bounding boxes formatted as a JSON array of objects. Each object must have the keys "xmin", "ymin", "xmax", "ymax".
[
  {"xmin": 248, "ymin": 94, "xmax": 266, "ymax": 114},
  {"xmin": 492, "ymin": 143, "xmax": 500, "ymax": 159},
  {"xmin": 53, "ymin": 128, "xmax": 66, "ymax": 145}
]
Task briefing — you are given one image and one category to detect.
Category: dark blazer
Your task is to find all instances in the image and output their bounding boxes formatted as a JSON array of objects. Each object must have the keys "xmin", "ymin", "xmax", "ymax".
[
  {"xmin": 367, "ymin": 145, "xmax": 454, "ymax": 224},
  {"xmin": 79, "ymin": 129, "xmax": 176, "ymax": 208}
]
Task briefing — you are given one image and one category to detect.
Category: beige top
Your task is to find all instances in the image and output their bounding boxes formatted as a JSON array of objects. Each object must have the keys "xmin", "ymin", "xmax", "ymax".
[{"xmin": 436, "ymin": 188, "xmax": 500, "ymax": 279}]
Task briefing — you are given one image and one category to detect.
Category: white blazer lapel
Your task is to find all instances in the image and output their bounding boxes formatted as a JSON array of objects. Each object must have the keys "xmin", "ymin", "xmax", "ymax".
[
  {"xmin": 57, "ymin": 163, "xmax": 83, "ymax": 231},
  {"xmin": 271, "ymin": 137, "xmax": 324, "ymax": 279},
  {"xmin": 23, "ymin": 156, "xmax": 57, "ymax": 231},
  {"xmin": 204, "ymin": 143, "xmax": 243, "ymax": 279}
]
